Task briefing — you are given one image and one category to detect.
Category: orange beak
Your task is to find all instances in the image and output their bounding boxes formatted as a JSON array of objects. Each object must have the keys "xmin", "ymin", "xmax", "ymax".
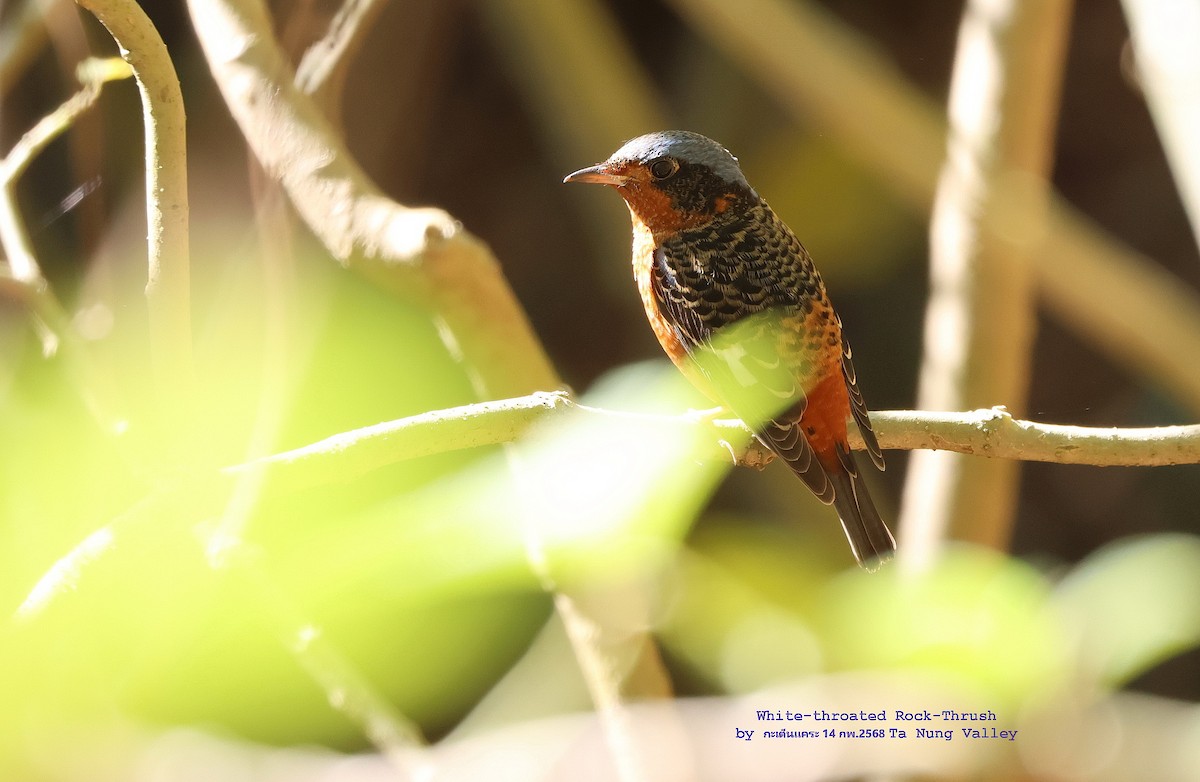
[{"xmin": 563, "ymin": 163, "xmax": 628, "ymax": 186}]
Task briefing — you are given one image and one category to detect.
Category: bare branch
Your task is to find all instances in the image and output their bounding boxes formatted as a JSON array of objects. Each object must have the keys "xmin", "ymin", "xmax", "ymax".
[
  {"xmin": 901, "ymin": 0, "xmax": 1073, "ymax": 555},
  {"xmin": 186, "ymin": 0, "xmax": 557, "ymax": 400},
  {"xmin": 0, "ymin": 58, "xmax": 128, "ymax": 409},
  {"xmin": 0, "ymin": 58, "xmax": 129, "ymax": 290},
  {"xmin": 865, "ymin": 407, "xmax": 1200, "ymax": 467},
  {"xmin": 226, "ymin": 391, "xmax": 574, "ymax": 490},
  {"xmin": 74, "ymin": 0, "xmax": 193, "ymax": 390},
  {"xmin": 19, "ymin": 395, "xmax": 1196, "ymax": 690},
  {"xmin": 225, "ymin": 395, "xmax": 1200, "ymax": 494},
  {"xmin": 0, "ymin": 0, "xmax": 50, "ymax": 96},
  {"xmin": 1, "ymin": 59, "xmax": 129, "ymax": 189}
]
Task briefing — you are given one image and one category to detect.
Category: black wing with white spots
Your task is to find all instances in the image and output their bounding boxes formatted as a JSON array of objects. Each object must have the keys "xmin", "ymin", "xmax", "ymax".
[{"xmin": 648, "ymin": 199, "xmax": 837, "ymax": 502}]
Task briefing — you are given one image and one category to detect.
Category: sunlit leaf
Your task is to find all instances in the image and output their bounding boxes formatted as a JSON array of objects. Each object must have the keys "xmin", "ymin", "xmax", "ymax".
[{"xmin": 1054, "ymin": 534, "xmax": 1200, "ymax": 687}]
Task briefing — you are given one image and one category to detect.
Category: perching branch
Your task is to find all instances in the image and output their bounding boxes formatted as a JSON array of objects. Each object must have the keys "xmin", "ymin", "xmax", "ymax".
[
  {"xmin": 865, "ymin": 407, "xmax": 1200, "ymax": 467},
  {"xmin": 225, "ymin": 394, "xmax": 1200, "ymax": 498},
  {"xmin": 19, "ymin": 395, "xmax": 1198, "ymax": 650}
]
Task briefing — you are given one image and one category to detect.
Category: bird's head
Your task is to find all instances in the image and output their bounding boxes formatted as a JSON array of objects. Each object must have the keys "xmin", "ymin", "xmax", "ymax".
[{"xmin": 563, "ymin": 130, "xmax": 756, "ymax": 235}]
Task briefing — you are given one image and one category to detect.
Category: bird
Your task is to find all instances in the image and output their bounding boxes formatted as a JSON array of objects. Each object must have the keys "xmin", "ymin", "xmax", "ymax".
[{"xmin": 563, "ymin": 130, "xmax": 895, "ymax": 568}]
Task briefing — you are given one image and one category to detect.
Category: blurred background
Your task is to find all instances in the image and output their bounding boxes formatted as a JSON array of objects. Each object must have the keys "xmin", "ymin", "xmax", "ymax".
[{"xmin": 2, "ymin": 0, "xmax": 1200, "ymax": 779}]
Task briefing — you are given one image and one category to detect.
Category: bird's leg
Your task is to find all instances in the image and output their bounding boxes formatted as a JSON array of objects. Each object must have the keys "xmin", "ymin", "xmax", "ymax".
[{"xmin": 683, "ymin": 406, "xmax": 778, "ymax": 470}]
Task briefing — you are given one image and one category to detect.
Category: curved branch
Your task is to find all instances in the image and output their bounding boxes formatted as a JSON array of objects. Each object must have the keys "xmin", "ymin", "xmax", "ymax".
[
  {"xmin": 1, "ymin": 58, "xmax": 131, "ymax": 286},
  {"xmin": 186, "ymin": 0, "xmax": 558, "ymax": 400},
  {"xmin": 0, "ymin": 58, "xmax": 130, "ymax": 427},
  {"xmin": 74, "ymin": 0, "xmax": 192, "ymax": 390}
]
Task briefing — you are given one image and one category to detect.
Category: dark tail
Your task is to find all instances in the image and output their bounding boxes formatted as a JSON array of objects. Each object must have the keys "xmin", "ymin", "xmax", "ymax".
[{"xmin": 828, "ymin": 454, "xmax": 896, "ymax": 570}]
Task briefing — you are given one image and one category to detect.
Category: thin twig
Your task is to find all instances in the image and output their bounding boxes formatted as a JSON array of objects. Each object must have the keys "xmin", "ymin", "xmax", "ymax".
[
  {"xmin": 0, "ymin": 58, "xmax": 128, "ymax": 372},
  {"xmin": 1, "ymin": 59, "xmax": 129, "ymax": 284},
  {"xmin": 1, "ymin": 59, "xmax": 127, "ymax": 186},
  {"xmin": 18, "ymin": 395, "xmax": 1199, "ymax": 652},
  {"xmin": 224, "ymin": 394, "xmax": 1200, "ymax": 494},
  {"xmin": 227, "ymin": 392, "xmax": 571, "ymax": 487},
  {"xmin": 868, "ymin": 407, "xmax": 1200, "ymax": 466}
]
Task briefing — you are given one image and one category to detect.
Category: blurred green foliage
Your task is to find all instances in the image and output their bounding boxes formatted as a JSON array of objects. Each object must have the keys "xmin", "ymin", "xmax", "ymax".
[{"xmin": 4, "ymin": 234, "xmax": 1200, "ymax": 771}]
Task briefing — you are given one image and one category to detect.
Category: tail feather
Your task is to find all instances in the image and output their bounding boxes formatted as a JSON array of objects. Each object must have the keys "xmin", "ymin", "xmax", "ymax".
[
  {"xmin": 827, "ymin": 455, "xmax": 896, "ymax": 569},
  {"xmin": 759, "ymin": 412, "xmax": 895, "ymax": 568}
]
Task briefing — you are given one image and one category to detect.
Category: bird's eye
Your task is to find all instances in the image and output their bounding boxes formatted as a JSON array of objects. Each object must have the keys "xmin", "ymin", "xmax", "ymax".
[{"xmin": 648, "ymin": 157, "xmax": 679, "ymax": 180}]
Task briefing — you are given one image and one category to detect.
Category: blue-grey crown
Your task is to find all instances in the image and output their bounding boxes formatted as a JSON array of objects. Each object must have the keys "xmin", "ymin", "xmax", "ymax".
[{"xmin": 610, "ymin": 130, "xmax": 750, "ymax": 190}]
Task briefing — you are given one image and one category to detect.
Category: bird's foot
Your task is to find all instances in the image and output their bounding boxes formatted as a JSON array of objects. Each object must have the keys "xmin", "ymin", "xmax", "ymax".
[
  {"xmin": 683, "ymin": 406, "xmax": 777, "ymax": 470},
  {"xmin": 737, "ymin": 441, "xmax": 776, "ymax": 471}
]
